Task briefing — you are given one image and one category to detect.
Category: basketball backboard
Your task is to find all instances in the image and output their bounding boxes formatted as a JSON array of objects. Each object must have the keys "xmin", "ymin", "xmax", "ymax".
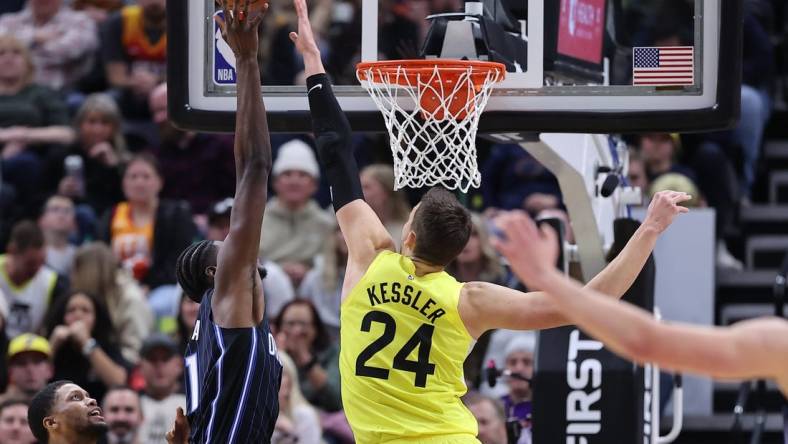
[{"xmin": 167, "ymin": 0, "xmax": 741, "ymax": 134}]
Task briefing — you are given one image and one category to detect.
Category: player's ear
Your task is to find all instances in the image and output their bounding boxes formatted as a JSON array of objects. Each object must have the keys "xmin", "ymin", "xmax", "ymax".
[
  {"xmin": 44, "ymin": 415, "xmax": 57, "ymax": 433},
  {"xmin": 205, "ymin": 266, "xmax": 217, "ymax": 278},
  {"xmin": 404, "ymin": 230, "xmax": 417, "ymax": 251}
]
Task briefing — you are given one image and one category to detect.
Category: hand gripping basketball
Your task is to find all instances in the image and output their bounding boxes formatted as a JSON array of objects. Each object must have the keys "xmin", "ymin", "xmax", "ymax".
[{"xmin": 214, "ymin": 0, "xmax": 269, "ymax": 59}]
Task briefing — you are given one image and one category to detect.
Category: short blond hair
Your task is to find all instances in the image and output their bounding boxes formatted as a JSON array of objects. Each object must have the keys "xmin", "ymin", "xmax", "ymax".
[{"xmin": 0, "ymin": 35, "xmax": 35, "ymax": 87}]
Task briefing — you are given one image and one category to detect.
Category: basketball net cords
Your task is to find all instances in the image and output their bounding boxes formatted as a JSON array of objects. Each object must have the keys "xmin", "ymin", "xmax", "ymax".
[{"xmin": 359, "ymin": 64, "xmax": 501, "ymax": 192}]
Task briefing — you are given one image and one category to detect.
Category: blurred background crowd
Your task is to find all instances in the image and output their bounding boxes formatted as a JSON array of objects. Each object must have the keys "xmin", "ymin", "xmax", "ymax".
[{"xmin": 0, "ymin": 0, "xmax": 784, "ymax": 443}]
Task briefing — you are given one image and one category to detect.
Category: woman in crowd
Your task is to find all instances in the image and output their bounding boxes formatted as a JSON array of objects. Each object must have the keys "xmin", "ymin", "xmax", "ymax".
[
  {"xmin": 273, "ymin": 352, "xmax": 323, "ymax": 444},
  {"xmin": 360, "ymin": 164, "xmax": 411, "ymax": 246},
  {"xmin": 44, "ymin": 291, "xmax": 128, "ymax": 403},
  {"xmin": 0, "ymin": 35, "xmax": 75, "ymax": 217},
  {"xmin": 447, "ymin": 213, "xmax": 507, "ymax": 285},
  {"xmin": 174, "ymin": 291, "xmax": 200, "ymax": 354},
  {"xmin": 70, "ymin": 242, "xmax": 153, "ymax": 364},
  {"xmin": 298, "ymin": 225, "xmax": 345, "ymax": 340},
  {"xmin": 97, "ymin": 153, "xmax": 198, "ymax": 290},
  {"xmin": 42, "ymin": 93, "xmax": 127, "ymax": 218},
  {"xmin": 275, "ymin": 299, "xmax": 342, "ymax": 412}
]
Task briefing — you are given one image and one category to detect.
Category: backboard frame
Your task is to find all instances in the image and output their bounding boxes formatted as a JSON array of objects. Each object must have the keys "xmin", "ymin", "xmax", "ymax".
[{"xmin": 167, "ymin": 0, "xmax": 741, "ymax": 134}]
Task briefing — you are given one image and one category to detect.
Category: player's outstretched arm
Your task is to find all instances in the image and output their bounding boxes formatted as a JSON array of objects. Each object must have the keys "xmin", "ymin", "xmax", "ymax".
[
  {"xmin": 290, "ymin": 0, "xmax": 394, "ymax": 284},
  {"xmin": 583, "ymin": 191, "xmax": 690, "ymax": 299},
  {"xmin": 459, "ymin": 192, "xmax": 690, "ymax": 336},
  {"xmin": 492, "ymin": 212, "xmax": 788, "ymax": 388},
  {"xmin": 212, "ymin": 0, "xmax": 272, "ymax": 327}
]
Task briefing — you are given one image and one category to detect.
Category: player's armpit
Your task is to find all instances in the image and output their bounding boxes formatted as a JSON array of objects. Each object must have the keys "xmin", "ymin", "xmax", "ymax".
[
  {"xmin": 458, "ymin": 281, "xmax": 568, "ymax": 339},
  {"xmin": 336, "ymin": 200, "xmax": 396, "ymax": 269}
]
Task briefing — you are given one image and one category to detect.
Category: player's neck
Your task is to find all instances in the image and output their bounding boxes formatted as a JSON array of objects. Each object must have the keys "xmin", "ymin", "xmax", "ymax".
[{"xmin": 410, "ymin": 256, "xmax": 443, "ymax": 277}]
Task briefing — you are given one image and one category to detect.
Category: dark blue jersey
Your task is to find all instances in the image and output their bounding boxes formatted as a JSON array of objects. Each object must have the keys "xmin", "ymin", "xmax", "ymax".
[{"xmin": 185, "ymin": 289, "xmax": 282, "ymax": 443}]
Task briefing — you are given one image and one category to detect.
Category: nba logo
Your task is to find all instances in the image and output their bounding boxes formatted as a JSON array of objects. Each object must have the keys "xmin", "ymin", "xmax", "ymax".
[{"xmin": 213, "ymin": 11, "xmax": 237, "ymax": 85}]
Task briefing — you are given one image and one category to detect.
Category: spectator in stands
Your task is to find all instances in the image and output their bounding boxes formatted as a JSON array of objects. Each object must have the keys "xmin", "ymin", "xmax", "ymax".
[
  {"xmin": 447, "ymin": 214, "xmax": 506, "ymax": 285},
  {"xmin": 0, "ymin": 0, "xmax": 98, "ymax": 92},
  {"xmin": 102, "ymin": 0, "xmax": 166, "ymax": 119},
  {"xmin": 261, "ymin": 139, "xmax": 334, "ymax": 287},
  {"xmin": 38, "ymin": 195, "xmax": 77, "ymax": 276},
  {"xmin": 0, "ymin": 36, "xmax": 75, "ymax": 216},
  {"xmin": 0, "ymin": 334, "xmax": 53, "ymax": 404},
  {"xmin": 72, "ymin": 0, "xmax": 124, "ymax": 24},
  {"xmin": 137, "ymin": 334, "xmax": 185, "ymax": 444},
  {"xmin": 360, "ymin": 164, "xmax": 411, "ymax": 246},
  {"xmin": 172, "ymin": 292, "xmax": 198, "ymax": 354},
  {"xmin": 639, "ymin": 134, "xmax": 697, "ymax": 185},
  {"xmin": 42, "ymin": 93, "xmax": 127, "ymax": 220},
  {"xmin": 628, "ymin": 149, "xmax": 650, "ymax": 198},
  {"xmin": 298, "ymin": 224, "xmax": 344, "ymax": 339},
  {"xmin": 500, "ymin": 335, "xmax": 534, "ymax": 444},
  {"xmin": 45, "ymin": 290, "xmax": 128, "ymax": 403},
  {"xmin": 0, "ymin": 398, "xmax": 36, "ymax": 444},
  {"xmin": 0, "ymin": 221, "xmax": 68, "ymax": 338},
  {"xmin": 480, "ymin": 144, "xmax": 561, "ymax": 212},
  {"xmin": 71, "ymin": 242, "xmax": 153, "ymax": 364},
  {"xmin": 275, "ymin": 300, "xmax": 342, "ymax": 412},
  {"xmin": 102, "ymin": 386, "xmax": 143, "ymax": 444},
  {"xmin": 206, "ymin": 197, "xmax": 294, "ymax": 318},
  {"xmin": 272, "ymin": 352, "xmax": 322, "ymax": 444},
  {"xmin": 98, "ymin": 153, "xmax": 198, "ymax": 290},
  {"xmin": 148, "ymin": 83, "xmax": 236, "ymax": 220},
  {"xmin": 464, "ymin": 393, "xmax": 510, "ymax": 444}
]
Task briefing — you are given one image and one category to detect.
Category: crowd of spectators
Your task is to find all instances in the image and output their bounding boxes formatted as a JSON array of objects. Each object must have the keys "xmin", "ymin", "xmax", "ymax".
[{"xmin": 0, "ymin": 0, "xmax": 782, "ymax": 443}]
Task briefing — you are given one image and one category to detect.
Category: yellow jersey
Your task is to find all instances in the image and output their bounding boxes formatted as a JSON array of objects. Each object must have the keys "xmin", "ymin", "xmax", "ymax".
[{"xmin": 340, "ymin": 250, "xmax": 479, "ymax": 443}]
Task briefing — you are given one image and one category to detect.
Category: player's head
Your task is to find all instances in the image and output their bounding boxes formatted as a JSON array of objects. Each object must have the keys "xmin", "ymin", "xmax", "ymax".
[
  {"xmin": 401, "ymin": 187, "xmax": 472, "ymax": 267},
  {"xmin": 29, "ymin": 381, "xmax": 106, "ymax": 444},
  {"xmin": 175, "ymin": 240, "xmax": 220, "ymax": 303}
]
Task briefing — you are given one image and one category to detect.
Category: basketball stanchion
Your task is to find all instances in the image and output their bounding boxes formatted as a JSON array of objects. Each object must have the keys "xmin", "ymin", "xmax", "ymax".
[{"xmin": 356, "ymin": 60, "xmax": 505, "ymax": 192}]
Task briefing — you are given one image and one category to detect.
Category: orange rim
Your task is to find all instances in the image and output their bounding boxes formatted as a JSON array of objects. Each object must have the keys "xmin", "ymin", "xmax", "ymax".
[{"xmin": 356, "ymin": 59, "xmax": 506, "ymax": 88}]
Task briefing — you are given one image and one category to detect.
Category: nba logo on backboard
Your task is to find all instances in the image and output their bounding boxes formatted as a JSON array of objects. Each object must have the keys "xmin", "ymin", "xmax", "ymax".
[{"xmin": 213, "ymin": 11, "xmax": 236, "ymax": 85}]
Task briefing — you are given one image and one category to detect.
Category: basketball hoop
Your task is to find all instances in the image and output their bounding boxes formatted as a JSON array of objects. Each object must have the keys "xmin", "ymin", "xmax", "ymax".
[{"xmin": 357, "ymin": 60, "xmax": 505, "ymax": 192}]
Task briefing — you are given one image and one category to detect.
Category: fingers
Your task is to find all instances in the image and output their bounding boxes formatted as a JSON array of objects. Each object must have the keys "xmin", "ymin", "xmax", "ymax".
[
  {"xmin": 213, "ymin": 14, "xmax": 227, "ymax": 38},
  {"xmin": 540, "ymin": 223, "xmax": 558, "ymax": 246}
]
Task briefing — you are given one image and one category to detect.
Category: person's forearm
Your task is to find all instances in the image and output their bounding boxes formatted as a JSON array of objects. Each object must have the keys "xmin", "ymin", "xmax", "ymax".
[
  {"xmin": 541, "ymin": 269, "xmax": 658, "ymax": 361},
  {"xmin": 235, "ymin": 57, "xmax": 272, "ymax": 175},
  {"xmin": 23, "ymin": 126, "xmax": 76, "ymax": 145},
  {"xmin": 584, "ymin": 223, "xmax": 659, "ymax": 299},
  {"xmin": 303, "ymin": 52, "xmax": 325, "ymax": 78},
  {"xmin": 88, "ymin": 348, "xmax": 128, "ymax": 386}
]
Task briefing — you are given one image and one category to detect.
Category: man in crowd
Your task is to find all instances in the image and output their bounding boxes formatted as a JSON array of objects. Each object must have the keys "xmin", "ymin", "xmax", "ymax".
[
  {"xmin": 148, "ymin": 84, "xmax": 236, "ymax": 219},
  {"xmin": 0, "ymin": 0, "xmax": 98, "ymax": 91},
  {"xmin": 103, "ymin": 386, "xmax": 144, "ymax": 444},
  {"xmin": 501, "ymin": 335, "xmax": 534, "ymax": 444},
  {"xmin": 465, "ymin": 393, "xmax": 510, "ymax": 444},
  {"xmin": 0, "ymin": 398, "xmax": 36, "ymax": 444},
  {"xmin": 137, "ymin": 334, "xmax": 184, "ymax": 444},
  {"xmin": 102, "ymin": 0, "xmax": 167, "ymax": 119},
  {"xmin": 38, "ymin": 195, "xmax": 77, "ymax": 275},
  {"xmin": 0, "ymin": 334, "xmax": 53, "ymax": 404},
  {"xmin": 260, "ymin": 139, "xmax": 334, "ymax": 286},
  {"xmin": 0, "ymin": 221, "xmax": 68, "ymax": 337}
]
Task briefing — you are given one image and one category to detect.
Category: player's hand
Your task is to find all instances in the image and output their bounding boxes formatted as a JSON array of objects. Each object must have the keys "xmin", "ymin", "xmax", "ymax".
[
  {"xmin": 491, "ymin": 211, "xmax": 559, "ymax": 290},
  {"xmin": 215, "ymin": 0, "xmax": 268, "ymax": 60},
  {"xmin": 288, "ymin": 0, "xmax": 320, "ymax": 58},
  {"xmin": 642, "ymin": 190, "xmax": 691, "ymax": 234},
  {"xmin": 166, "ymin": 407, "xmax": 190, "ymax": 444}
]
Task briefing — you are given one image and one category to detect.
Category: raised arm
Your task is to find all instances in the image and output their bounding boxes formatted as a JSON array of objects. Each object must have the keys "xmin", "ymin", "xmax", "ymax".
[
  {"xmin": 290, "ymin": 0, "xmax": 394, "ymax": 294},
  {"xmin": 493, "ymin": 212, "xmax": 788, "ymax": 387},
  {"xmin": 460, "ymin": 192, "xmax": 690, "ymax": 337},
  {"xmin": 212, "ymin": 0, "xmax": 273, "ymax": 328}
]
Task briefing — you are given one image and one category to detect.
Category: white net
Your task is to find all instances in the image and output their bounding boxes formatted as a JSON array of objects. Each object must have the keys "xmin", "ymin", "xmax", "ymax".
[{"xmin": 357, "ymin": 61, "xmax": 504, "ymax": 192}]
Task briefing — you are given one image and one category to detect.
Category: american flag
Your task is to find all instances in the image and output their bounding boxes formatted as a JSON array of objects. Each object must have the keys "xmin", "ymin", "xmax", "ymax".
[{"xmin": 632, "ymin": 46, "xmax": 694, "ymax": 86}]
